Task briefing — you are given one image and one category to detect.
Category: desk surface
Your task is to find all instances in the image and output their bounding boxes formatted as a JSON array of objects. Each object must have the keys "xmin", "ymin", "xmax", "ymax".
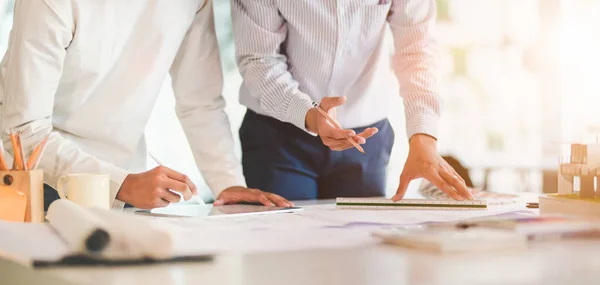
[{"xmin": 3, "ymin": 200, "xmax": 600, "ymax": 285}]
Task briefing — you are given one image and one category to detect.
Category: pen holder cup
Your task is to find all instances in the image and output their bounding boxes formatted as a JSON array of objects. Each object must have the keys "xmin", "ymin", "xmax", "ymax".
[{"xmin": 0, "ymin": 170, "xmax": 44, "ymax": 223}]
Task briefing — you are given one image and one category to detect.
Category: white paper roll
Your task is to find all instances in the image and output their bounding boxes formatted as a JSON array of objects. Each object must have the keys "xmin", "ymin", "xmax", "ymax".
[
  {"xmin": 45, "ymin": 199, "xmax": 111, "ymax": 255},
  {"xmin": 88, "ymin": 208, "xmax": 175, "ymax": 259}
]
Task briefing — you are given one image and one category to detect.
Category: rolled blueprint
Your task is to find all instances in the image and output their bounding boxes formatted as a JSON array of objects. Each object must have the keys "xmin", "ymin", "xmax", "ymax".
[
  {"xmin": 46, "ymin": 199, "xmax": 111, "ymax": 255},
  {"xmin": 88, "ymin": 208, "xmax": 175, "ymax": 260}
]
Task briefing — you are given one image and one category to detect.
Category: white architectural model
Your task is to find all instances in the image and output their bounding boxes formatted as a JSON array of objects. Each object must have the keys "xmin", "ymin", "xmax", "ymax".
[{"xmin": 558, "ymin": 143, "xmax": 600, "ymax": 198}]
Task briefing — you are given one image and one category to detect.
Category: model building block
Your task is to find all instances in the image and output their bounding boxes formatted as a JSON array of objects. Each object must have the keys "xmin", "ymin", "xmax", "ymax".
[{"xmin": 544, "ymin": 141, "xmax": 600, "ymax": 218}]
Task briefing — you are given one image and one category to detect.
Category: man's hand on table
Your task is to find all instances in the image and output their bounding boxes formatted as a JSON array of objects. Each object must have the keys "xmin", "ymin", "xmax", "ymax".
[
  {"xmin": 393, "ymin": 134, "xmax": 474, "ymax": 201},
  {"xmin": 118, "ymin": 166, "xmax": 197, "ymax": 209},
  {"xmin": 214, "ymin": 187, "xmax": 294, "ymax": 207}
]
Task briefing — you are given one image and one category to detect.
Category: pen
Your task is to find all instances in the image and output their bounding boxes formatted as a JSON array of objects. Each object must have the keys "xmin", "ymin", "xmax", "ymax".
[
  {"xmin": 311, "ymin": 102, "xmax": 365, "ymax": 154},
  {"xmin": 27, "ymin": 134, "xmax": 50, "ymax": 170},
  {"xmin": 148, "ymin": 152, "xmax": 166, "ymax": 167},
  {"xmin": 10, "ymin": 131, "xmax": 23, "ymax": 170},
  {"xmin": 0, "ymin": 141, "xmax": 9, "ymax": 171},
  {"xmin": 148, "ymin": 153, "xmax": 204, "ymax": 205},
  {"xmin": 16, "ymin": 133, "xmax": 27, "ymax": 171}
]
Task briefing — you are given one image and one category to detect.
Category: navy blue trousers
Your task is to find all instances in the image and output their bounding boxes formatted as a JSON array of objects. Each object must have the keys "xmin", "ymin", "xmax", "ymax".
[
  {"xmin": 240, "ymin": 110, "xmax": 394, "ymax": 200},
  {"xmin": 44, "ymin": 184, "xmax": 60, "ymax": 211}
]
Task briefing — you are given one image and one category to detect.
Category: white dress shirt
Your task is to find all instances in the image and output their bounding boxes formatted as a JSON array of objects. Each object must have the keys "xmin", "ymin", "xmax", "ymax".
[
  {"xmin": 0, "ymin": 0, "xmax": 246, "ymax": 209},
  {"xmin": 233, "ymin": 0, "xmax": 441, "ymax": 138}
]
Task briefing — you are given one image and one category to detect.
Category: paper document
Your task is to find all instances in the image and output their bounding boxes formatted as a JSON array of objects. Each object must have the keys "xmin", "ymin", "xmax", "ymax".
[
  {"xmin": 0, "ymin": 200, "xmax": 213, "ymax": 267},
  {"xmin": 0, "ymin": 222, "xmax": 70, "ymax": 264},
  {"xmin": 1, "ymin": 200, "xmax": 539, "ymax": 263},
  {"xmin": 169, "ymin": 226, "xmax": 378, "ymax": 255},
  {"xmin": 373, "ymin": 227, "xmax": 527, "ymax": 253}
]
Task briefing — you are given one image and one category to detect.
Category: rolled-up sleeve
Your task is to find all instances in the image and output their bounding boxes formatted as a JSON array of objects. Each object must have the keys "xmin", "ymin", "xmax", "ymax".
[
  {"xmin": 170, "ymin": 0, "xmax": 247, "ymax": 198},
  {"xmin": 231, "ymin": 0, "xmax": 314, "ymax": 132},
  {"xmin": 388, "ymin": 0, "xmax": 442, "ymax": 140}
]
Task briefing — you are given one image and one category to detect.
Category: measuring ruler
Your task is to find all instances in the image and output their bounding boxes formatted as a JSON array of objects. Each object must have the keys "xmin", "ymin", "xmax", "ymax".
[{"xmin": 336, "ymin": 198, "xmax": 488, "ymax": 210}]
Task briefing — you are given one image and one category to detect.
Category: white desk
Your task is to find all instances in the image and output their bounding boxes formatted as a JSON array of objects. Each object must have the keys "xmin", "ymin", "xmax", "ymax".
[{"xmin": 3, "ymin": 201, "xmax": 600, "ymax": 285}]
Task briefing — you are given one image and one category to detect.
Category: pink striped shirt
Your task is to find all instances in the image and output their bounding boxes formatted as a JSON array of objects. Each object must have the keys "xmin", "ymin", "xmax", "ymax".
[{"xmin": 232, "ymin": 0, "xmax": 441, "ymax": 139}]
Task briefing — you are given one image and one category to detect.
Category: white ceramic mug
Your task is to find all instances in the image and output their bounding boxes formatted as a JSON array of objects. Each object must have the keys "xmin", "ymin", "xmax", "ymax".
[{"xmin": 56, "ymin": 174, "xmax": 111, "ymax": 210}]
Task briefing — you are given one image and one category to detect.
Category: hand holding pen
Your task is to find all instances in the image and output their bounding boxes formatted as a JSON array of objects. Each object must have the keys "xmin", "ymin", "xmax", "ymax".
[{"xmin": 305, "ymin": 97, "xmax": 379, "ymax": 153}]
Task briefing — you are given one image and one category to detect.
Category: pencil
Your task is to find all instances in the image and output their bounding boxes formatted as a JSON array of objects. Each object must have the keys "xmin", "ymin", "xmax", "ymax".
[
  {"xmin": 0, "ymin": 141, "xmax": 9, "ymax": 171},
  {"xmin": 148, "ymin": 152, "xmax": 204, "ymax": 205},
  {"xmin": 148, "ymin": 152, "xmax": 165, "ymax": 166},
  {"xmin": 27, "ymin": 134, "xmax": 50, "ymax": 170},
  {"xmin": 311, "ymin": 102, "xmax": 365, "ymax": 154},
  {"xmin": 9, "ymin": 131, "xmax": 23, "ymax": 170},
  {"xmin": 16, "ymin": 133, "xmax": 27, "ymax": 171},
  {"xmin": 33, "ymin": 137, "xmax": 49, "ymax": 170}
]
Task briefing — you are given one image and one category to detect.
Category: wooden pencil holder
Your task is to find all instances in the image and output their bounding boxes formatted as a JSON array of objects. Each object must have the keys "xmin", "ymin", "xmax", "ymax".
[{"xmin": 0, "ymin": 170, "xmax": 44, "ymax": 223}]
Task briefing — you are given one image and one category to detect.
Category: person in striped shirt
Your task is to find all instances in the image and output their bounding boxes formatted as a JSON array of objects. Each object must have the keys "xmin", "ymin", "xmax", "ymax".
[{"xmin": 232, "ymin": 0, "xmax": 473, "ymax": 201}]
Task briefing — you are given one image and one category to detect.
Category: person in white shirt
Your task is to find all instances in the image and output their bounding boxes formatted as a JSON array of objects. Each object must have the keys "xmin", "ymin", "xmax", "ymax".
[
  {"xmin": 232, "ymin": 0, "xmax": 473, "ymax": 201},
  {"xmin": 0, "ymin": 0, "xmax": 292, "ymax": 210}
]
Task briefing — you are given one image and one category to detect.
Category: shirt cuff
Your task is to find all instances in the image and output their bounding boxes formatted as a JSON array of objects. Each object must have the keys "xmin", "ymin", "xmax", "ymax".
[
  {"xmin": 284, "ymin": 93, "xmax": 317, "ymax": 136},
  {"xmin": 405, "ymin": 113, "xmax": 440, "ymax": 140},
  {"xmin": 109, "ymin": 168, "xmax": 130, "ymax": 210}
]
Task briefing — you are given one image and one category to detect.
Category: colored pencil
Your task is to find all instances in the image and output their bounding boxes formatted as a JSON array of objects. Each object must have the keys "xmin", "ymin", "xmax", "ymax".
[
  {"xmin": 9, "ymin": 131, "xmax": 23, "ymax": 170},
  {"xmin": 16, "ymin": 133, "xmax": 27, "ymax": 170},
  {"xmin": 0, "ymin": 141, "xmax": 9, "ymax": 171},
  {"xmin": 27, "ymin": 134, "xmax": 50, "ymax": 170}
]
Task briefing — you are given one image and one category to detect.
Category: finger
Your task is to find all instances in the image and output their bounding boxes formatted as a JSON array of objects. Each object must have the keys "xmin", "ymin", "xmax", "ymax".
[
  {"xmin": 356, "ymin": 128, "xmax": 379, "ymax": 141},
  {"xmin": 392, "ymin": 173, "xmax": 412, "ymax": 201},
  {"xmin": 428, "ymin": 174, "xmax": 464, "ymax": 201},
  {"xmin": 161, "ymin": 178, "xmax": 193, "ymax": 200},
  {"xmin": 351, "ymin": 136, "xmax": 366, "ymax": 144},
  {"xmin": 440, "ymin": 170, "xmax": 474, "ymax": 200},
  {"xmin": 153, "ymin": 198, "xmax": 170, "ymax": 209},
  {"xmin": 322, "ymin": 137, "xmax": 355, "ymax": 150},
  {"xmin": 321, "ymin": 125, "xmax": 356, "ymax": 139},
  {"xmin": 319, "ymin": 96, "xmax": 346, "ymax": 112},
  {"xmin": 266, "ymin": 193, "xmax": 293, "ymax": 207},
  {"xmin": 329, "ymin": 141, "xmax": 356, "ymax": 151},
  {"xmin": 160, "ymin": 189, "xmax": 182, "ymax": 203},
  {"xmin": 160, "ymin": 167, "xmax": 197, "ymax": 195},
  {"xmin": 451, "ymin": 171, "xmax": 466, "ymax": 184},
  {"xmin": 212, "ymin": 196, "xmax": 237, "ymax": 205},
  {"xmin": 215, "ymin": 190, "xmax": 275, "ymax": 206},
  {"xmin": 256, "ymin": 194, "xmax": 276, "ymax": 207},
  {"xmin": 446, "ymin": 167, "xmax": 466, "ymax": 184}
]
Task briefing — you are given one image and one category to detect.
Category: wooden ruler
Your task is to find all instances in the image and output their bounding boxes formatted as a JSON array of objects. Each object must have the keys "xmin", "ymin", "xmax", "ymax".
[{"xmin": 336, "ymin": 197, "xmax": 488, "ymax": 210}]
